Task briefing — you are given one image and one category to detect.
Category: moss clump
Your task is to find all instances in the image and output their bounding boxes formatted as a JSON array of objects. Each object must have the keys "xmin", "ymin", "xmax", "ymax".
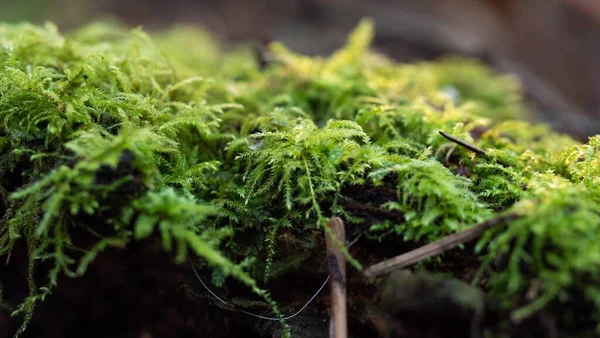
[{"xmin": 1, "ymin": 19, "xmax": 600, "ymax": 337}]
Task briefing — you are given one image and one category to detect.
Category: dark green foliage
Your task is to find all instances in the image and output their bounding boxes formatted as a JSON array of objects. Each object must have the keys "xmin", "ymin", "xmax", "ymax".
[
  {"xmin": 1, "ymin": 18, "xmax": 600, "ymax": 337},
  {"xmin": 369, "ymin": 157, "xmax": 491, "ymax": 241},
  {"xmin": 476, "ymin": 174, "xmax": 600, "ymax": 324},
  {"xmin": 0, "ymin": 21, "xmax": 287, "ymax": 336},
  {"xmin": 470, "ymin": 163, "xmax": 523, "ymax": 210}
]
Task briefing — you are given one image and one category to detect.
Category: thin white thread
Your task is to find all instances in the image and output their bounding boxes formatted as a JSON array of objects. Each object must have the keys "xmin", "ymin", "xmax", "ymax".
[
  {"xmin": 189, "ymin": 258, "xmax": 329, "ymax": 321},
  {"xmin": 189, "ymin": 231, "xmax": 363, "ymax": 321}
]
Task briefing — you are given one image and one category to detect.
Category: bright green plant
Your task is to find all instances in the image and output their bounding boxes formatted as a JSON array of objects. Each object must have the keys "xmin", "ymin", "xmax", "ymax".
[{"xmin": 1, "ymin": 18, "xmax": 600, "ymax": 337}]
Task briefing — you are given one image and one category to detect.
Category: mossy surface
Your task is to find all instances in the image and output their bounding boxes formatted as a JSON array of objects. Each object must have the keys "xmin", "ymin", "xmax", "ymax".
[{"xmin": 1, "ymin": 19, "xmax": 599, "ymax": 337}]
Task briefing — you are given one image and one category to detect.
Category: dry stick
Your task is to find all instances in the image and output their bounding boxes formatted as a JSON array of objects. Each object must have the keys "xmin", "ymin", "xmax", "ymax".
[
  {"xmin": 438, "ymin": 130, "xmax": 487, "ymax": 156},
  {"xmin": 438, "ymin": 130, "xmax": 511, "ymax": 167},
  {"xmin": 363, "ymin": 213, "xmax": 519, "ymax": 278},
  {"xmin": 253, "ymin": 41, "xmax": 271, "ymax": 70},
  {"xmin": 325, "ymin": 217, "xmax": 348, "ymax": 338}
]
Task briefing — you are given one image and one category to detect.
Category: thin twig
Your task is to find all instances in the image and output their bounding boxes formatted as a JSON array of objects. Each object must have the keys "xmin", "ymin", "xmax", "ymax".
[
  {"xmin": 253, "ymin": 37, "xmax": 279, "ymax": 71},
  {"xmin": 253, "ymin": 41, "xmax": 270, "ymax": 70},
  {"xmin": 438, "ymin": 130, "xmax": 487, "ymax": 156},
  {"xmin": 439, "ymin": 130, "xmax": 510, "ymax": 166},
  {"xmin": 325, "ymin": 217, "xmax": 348, "ymax": 338},
  {"xmin": 363, "ymin": 213, "xmax": 518, "ymax": 278}
]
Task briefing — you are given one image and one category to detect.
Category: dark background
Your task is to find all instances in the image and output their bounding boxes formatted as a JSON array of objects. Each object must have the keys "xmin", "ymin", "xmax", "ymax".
[{"xmin": 2, "ymin": 0, "xmax": 600, "ymax": 139}]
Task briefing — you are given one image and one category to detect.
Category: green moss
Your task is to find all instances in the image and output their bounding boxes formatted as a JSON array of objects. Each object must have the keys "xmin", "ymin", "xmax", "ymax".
[
  {"xmin": 476, "ymin": 174, "xmax": 600, "ymax": 324},
  {"xmin": 1, "ymin": 19, "xmax": 600, "ymax": 336}
]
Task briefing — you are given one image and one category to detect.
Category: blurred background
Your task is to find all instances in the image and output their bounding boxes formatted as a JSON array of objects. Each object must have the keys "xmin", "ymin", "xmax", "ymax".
[{"xmin": 2, "ymin": 0, "xmax": 600, "ymax": 140}]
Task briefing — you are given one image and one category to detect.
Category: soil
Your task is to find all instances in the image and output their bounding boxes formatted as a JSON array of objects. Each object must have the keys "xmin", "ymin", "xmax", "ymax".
[
  {"xmin": 1, "ymin": 210, "xmax": 589, "ymax": 338},
  {"xmin": 0, "ymin": 200, "xmax": 495, "ymax": 338},
  {"xmin": 0, "ymin": 159, "xmax": 572, "ymax": 338},
  {"xmin": 0, "ymin": 234, "xmax": 386, "ymax": 338}
]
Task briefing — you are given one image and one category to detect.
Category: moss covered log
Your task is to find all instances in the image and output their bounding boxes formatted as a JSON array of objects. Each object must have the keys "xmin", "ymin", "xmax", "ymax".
[{"xmin": 1, "ymin": 19, "xmax": 600, "ymax": 337}]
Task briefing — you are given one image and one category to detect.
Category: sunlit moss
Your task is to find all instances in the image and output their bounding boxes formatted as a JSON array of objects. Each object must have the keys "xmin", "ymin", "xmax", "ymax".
[{"xmin": 1, "ymin": 19, "xmax": 600, "ymax": 337}]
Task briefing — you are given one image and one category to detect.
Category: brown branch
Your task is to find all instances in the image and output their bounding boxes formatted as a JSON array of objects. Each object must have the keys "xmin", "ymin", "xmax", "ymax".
[
  {"xmin": 363, "ymin": 213, "xmax": 519, "ymax": 278},
  {"xmin": 438, "ymin": 130, "xmax": 487, "ymax": 156},
  {"xmin": 325, "ymin": 217, "xmax": 348, "ymax": 338}
]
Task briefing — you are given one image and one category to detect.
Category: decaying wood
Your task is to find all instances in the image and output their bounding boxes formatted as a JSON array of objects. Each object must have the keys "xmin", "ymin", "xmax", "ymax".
[
  {"xmin": 325, "ymin": 217, "xmax": 348, "ymax": 338},
  {"xmin": 364, "ymin": 213, "xmax": 519, "ymax": 278}
]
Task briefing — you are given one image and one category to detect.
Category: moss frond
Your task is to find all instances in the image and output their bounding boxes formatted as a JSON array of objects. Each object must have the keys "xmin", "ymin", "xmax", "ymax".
[
  {"xmin": 477, "ymin": 174, "xmax": 600, "ymax": 325},
  {"xmin": 369, "ymin": 158, "xmax": 491, "ymax": 241}
]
